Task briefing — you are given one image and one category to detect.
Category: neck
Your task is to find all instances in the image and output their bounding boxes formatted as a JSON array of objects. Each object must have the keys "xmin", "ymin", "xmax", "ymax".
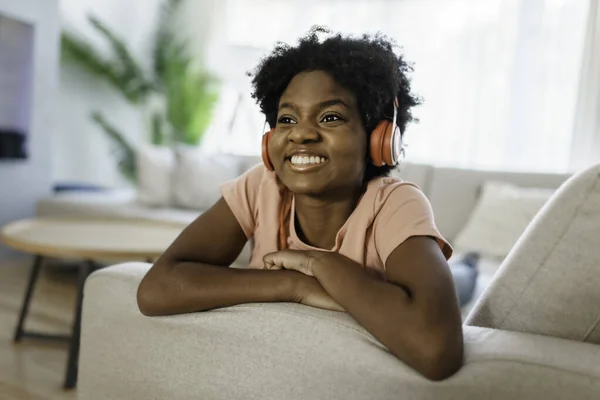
[{"xmin": 293, "ymin": 188, "xmax": 363, "ymax": 250}]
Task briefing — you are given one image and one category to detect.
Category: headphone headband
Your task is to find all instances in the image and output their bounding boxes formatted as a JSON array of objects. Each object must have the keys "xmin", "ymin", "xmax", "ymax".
[{"xmin": 389, "ymin": 96, "xmax": 403, "ymax": 165}]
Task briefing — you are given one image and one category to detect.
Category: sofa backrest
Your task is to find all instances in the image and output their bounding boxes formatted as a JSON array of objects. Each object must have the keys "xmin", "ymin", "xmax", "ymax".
[
  {"xmin": 236, "ymin": 155, "xmax": 263, "ymax": 173},
  {"xmin": 80, "ymin": 262, "xmax": 600, "ymax": 400},
  {"xmin": 465, "ymin": 163, "xmax": 600, "ymax": 344},
  {"xmin": 427, "ymin": 167, "xmax": 571, "ymax": 242},
  {"xmin": 391, "ymin": 162, "xmax": 433, "ymax": 193},
  {"xmin": 394, "ymin": 163, "xmax": 571, "ymax": 243}
]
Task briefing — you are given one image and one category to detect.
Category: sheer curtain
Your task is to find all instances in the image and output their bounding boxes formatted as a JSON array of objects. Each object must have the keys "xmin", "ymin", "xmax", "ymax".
[
  {"xmin": 571, "ymin": 0, "xmax": 600, "ymax": 171},
  {"xmin": 201, "ymin": 0, "xmax": 589, "ymax": 173}
]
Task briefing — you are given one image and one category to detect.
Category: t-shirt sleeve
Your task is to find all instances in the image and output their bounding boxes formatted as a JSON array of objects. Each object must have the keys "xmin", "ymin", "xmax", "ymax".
[
  {"xmin": 220, "ymin": 163, "xmax": 266, "ymax": 239},
  {"xmin": 374, "ymin": 183, "xmax": 453, "ymax": 265}
]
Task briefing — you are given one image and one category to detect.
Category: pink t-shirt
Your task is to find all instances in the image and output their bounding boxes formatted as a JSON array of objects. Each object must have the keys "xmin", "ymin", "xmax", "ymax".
[{"xmin": 221, "ymin": 164, "xmax": 452, "ymax": 276}]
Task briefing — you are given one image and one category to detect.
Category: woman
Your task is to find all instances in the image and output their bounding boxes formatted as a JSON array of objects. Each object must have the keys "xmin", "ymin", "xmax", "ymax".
[{"xmin": 137, "ymin": 27, "xmax": 464, "ymax": 381}]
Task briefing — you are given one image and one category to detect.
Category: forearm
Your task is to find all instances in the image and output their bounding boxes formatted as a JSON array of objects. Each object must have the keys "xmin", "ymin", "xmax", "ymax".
[
  {"xmin": 312, "ymin": 254, "xmax": 460, "ymax": 379},
  {"xmin": 137, "ymin": 262, "xmax": 297, "ymax": 316},
  {"xmin": 312, "ymin": 256, "xmax": 412, "ymax": 350}
]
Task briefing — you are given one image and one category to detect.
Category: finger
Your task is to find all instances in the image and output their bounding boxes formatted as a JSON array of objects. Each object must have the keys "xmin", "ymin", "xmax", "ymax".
[
  {"xmin": 264, "ymin": 250, "xmax": 293, "ymax": 269},
  {"xmin": 263, "ymin": 258, "xmax": 277, "ymax": 270},
  {"xmin": 263, "ymin": 250, "xmax": 285, "ymax": 264},
  {"xmin": 263, "ymin": 252, "xmax": 289, "ymax": 270},
  {"xmin": 263, "ymin": 252, "xmax": 282, "ymax": 269},
  {"xmin": 263, "ymin": 261, "xmax": 283, "ymax": 270}
]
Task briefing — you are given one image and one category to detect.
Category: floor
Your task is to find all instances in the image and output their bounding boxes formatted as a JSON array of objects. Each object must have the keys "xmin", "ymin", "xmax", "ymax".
[{"xmin": 0, "ymin": 258, "xmax": 77, "ymax": 400}]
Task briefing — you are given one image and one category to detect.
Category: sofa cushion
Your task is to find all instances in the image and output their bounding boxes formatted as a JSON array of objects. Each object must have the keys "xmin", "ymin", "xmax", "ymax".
[
  {"xmin": 235, "ymin": 154, "xmax": 263, "ymax": 172},
  {"xmin": 136, "ymin": 147, "xmax": 259, "ymax": 210},
  {"xmin": 137, "ymin": 145, "xmax": 175, "ymax": 207},
  {"xmin": 172, "ymin": 148, "xmax": 242, "ymax": 210},
  {"xmin": 466, "ymin": 163, "xmax": 600, "ymax": 344},
  {"xmin": 453, "ymin": 181, "xmax": 554, "ymax": 258},
  {"xmin": 427, "ymin": 166, "xmax": 570, "ymax": 242}
]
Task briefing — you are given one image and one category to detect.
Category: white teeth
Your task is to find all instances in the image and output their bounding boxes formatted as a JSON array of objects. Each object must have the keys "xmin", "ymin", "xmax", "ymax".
[{"xmin": 290, "ymin": 155, "xmax": 327, "ymax": 165}]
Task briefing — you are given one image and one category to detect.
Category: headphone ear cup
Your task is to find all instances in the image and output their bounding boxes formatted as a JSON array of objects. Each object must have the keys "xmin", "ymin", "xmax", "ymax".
[
  {"xmin": 369, "ymin": 121, "xmax": 389, "ymax": 167},
  {"xmin": 262, "ymin": 129, "xmax": 275, "ymax": 171}
]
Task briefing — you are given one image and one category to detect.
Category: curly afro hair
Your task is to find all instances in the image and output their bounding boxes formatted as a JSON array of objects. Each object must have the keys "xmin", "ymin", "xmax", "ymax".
[{"xmin": 248, "ymin": 26, "xmax": 421, "ymax": 181}]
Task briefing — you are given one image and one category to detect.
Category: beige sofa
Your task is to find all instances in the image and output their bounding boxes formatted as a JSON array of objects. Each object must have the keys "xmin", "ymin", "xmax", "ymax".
[{"xmin": 76, "ymin": 163, "xmax": 600, "ymax": 399}]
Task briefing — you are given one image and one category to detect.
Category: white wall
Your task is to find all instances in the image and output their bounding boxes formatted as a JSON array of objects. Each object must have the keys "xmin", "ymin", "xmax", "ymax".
[{"xmin": 0, "ymin": 0, "xmax": 60, "ymax": 259}]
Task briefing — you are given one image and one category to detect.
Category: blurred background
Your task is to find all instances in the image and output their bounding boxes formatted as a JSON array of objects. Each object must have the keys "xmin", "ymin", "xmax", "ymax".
[
  {"xmin": 57, "ymin": 0, "xmax": 595, "ymax": 182},
  {"xmin": 0, "ymin": 0, "xmax": 599, "ymax": 397},
  {"xmin": 3, "ymin": 0, "xmax": 597, "ymax": 190}
]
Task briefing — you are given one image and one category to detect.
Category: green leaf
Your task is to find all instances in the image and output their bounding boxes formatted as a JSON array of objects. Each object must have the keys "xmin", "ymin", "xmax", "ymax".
[
  {"xmin": 163, "ymin": 52, "xmax": 219, "ymax": 145},
  {"xmin": 61, "ymin": 31, "xmax": 139, "ymax": 101},
  {"xmin": 87, "ymin": 15, "xmax": 155, "ymax": 102},
  {"xmin": 150, "ymin": 110, "xmax": 171, "ymax": 145},
  {"xmin": 91, "ymin": 111, "xmax": 138, "ymax": 184},
  {"xmin": 63, "ymin": 0, "xmax": 221, "ymax": 180},
  {"xmin": 152, "ymin": 0, "xmax": 185, "ymax": 89}
]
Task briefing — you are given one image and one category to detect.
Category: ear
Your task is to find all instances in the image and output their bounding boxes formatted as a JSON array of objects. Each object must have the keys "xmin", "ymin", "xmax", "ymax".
[{"xmin": 262, "ymin": 129, "xmax": 275, "ymax": 171}]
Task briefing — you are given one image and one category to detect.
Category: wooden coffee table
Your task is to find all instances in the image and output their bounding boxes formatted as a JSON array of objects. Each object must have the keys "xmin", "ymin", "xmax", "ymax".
[{"xmin": 1, "ymin": 217, "xmax": 184, "ymax": 389}]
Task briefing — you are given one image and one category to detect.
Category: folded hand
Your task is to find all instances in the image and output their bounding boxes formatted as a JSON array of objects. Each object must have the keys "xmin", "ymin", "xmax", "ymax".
[
  {"xmin": 263, "ymin": 249, "xmax": 316, "ymax": 276},
  {"xmin": 263, "ymin": 250, "xmax": 343, "ymax": 312}
]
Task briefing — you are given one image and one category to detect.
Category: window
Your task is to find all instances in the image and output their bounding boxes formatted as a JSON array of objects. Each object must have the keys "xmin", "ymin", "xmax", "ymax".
[{"xmin": 202, "ymin": 0, "xmax": 589, "ymax": 173}]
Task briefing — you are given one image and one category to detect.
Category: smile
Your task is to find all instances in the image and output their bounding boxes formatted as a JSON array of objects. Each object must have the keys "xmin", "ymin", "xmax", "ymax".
[
  {"xmin": 286, "ymin": 154, "xmax": 328, "ymax": 171},
  {"xmin": 290, "ymin": 155, "xmax": 327, "ymax": 165}
]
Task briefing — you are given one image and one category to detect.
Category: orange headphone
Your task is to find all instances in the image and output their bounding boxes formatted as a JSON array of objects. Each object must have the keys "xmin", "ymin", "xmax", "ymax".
[{"xmin": 262, "ymin": 97, "xmax": 403, "ymax": 171}]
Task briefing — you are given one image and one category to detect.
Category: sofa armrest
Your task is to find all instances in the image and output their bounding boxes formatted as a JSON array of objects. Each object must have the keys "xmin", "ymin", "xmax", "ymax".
[{"xmin": 79, "ymin": 263, "xmax": 600, "ymax": 400}]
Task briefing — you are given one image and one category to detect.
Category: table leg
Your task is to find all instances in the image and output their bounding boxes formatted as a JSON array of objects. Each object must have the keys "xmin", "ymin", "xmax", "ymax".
[
  {"xmin": 13, "ymin": 255, "xmax": 44, "ymax": 342},
  {"xmin": 63, "ymin": 259, "xmax": 94, "ymax": 390}
]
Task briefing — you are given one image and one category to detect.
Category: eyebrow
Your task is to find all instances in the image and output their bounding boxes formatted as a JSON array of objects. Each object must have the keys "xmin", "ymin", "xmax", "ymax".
[{"xmin": 278, "ymin": 98, "xmax": 350, "ymax": 112}]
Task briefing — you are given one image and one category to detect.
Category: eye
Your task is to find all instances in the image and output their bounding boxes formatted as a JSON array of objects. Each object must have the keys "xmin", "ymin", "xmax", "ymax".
[
  {"xmin": 321, "ymin": 113, "xmax": 345, "ymax": 123},
  {"xmin": 277, "ymin": 116, "xmax": 296, "ymax": 124}
]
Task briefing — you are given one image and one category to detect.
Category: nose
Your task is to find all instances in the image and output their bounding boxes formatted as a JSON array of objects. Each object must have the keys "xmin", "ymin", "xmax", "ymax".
[{"xmin": 288, "ymin": 124, "xmax": 321, "ymax": 144}]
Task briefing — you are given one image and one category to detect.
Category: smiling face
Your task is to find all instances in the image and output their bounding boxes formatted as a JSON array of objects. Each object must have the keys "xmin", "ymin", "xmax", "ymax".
[{"xmin": 269, "ymin": 70, "xmax": 368, "ymax": 197}]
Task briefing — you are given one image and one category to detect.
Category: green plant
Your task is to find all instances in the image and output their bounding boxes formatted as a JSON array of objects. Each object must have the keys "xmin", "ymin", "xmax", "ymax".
[{"xmin": 60, "ymin": 0, "xmax": 219, "ymax": 184}]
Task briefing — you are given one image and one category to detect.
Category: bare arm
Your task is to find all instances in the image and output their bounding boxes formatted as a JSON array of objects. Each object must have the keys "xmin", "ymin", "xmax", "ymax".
[
  {"xmin": 310, "ymin": 237, "xmax": 463, "ymax": 380},
  {"xmin": 137, "ymin": 197, "xmax": 300, "ymax": 316}
]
